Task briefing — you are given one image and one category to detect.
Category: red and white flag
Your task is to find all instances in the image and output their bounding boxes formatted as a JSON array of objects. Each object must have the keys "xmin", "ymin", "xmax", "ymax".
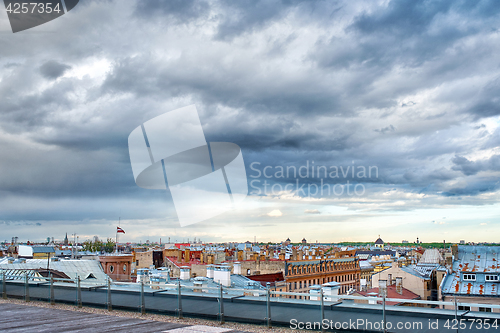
[{"xmin": 117, "ymin": 227, "xmax": 125, "ymax": 234}]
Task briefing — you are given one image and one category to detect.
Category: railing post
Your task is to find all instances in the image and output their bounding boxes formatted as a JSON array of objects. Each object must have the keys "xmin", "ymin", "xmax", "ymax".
[
  {"xmin": 2, "ymin": 273, "xmax": 6, "ymax": 299},
  {"xmin": 383, "ymin": 295, "xmax": 387, "ymax": 333},
  {"xmin": 454, "ymin": 296, "xmax": 458, "ymax": 333},
  {"xmin": 50, "ymin": 275, "xmax": 55, "ymax": 305},
  {"xmin": 77, "ymin": 276, "xmax": 82, "ymax": 308},
  {"xmin": 107, "ymin": 277, "xmax": 112, "ymax": 311},
  {"xmin": 219, "ymin": 284, "xmax": 225, "ymax": 324},
  {"xmin": 177, "ymin": 280, "xmax": 183, "ymax": 319},
  {"xmin": 140, "ymin": 281, "xmax": 145, "ymax": 315},
  {"xmin": 266, "ymin": 282, "xmax": 272, "ymax": 328},
  {"xmin": 320, "ymin": 288, "xmax": 325, "ymax": 332},
  {"xmin": 24, "ymin": 273, "xmax": 30, "ymax": 302}
]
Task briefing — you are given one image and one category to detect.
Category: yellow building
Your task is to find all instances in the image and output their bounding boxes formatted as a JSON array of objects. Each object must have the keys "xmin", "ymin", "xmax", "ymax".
[{"xmin": 18, "ymin": 245, "xmax": 55, "ymax": 259}]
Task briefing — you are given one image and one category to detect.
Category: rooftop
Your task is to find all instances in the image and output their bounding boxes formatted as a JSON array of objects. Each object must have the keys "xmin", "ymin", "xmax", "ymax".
[
  {"xmin": 31, "ymin": 246, "xmax": 56, "ymax": 253},
  {"xmin": 0, "ymin": 257, "xmax": 108, "ymax": 282},
  {"xmin": 357, "ymin": 284, "xmax": 420, "ymax": 306},
  {"xmin": 442, "ymin": 245, "xmax": 500, "ymax": 297},
  {"xmin": 418, "ymin": 249, "xmax": 443, "ymax": 265}
]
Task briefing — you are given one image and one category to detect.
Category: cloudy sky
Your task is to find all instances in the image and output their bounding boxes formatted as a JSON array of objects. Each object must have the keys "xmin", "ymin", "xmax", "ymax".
[{"xmin": 1, "ymin": 0, "xmax": 499, "ymax": 244}]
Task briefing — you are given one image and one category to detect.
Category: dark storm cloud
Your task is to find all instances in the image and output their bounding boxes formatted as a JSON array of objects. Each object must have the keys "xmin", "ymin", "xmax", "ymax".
[
  {"xmin": 375, "ymin": 125, "xmax": 395, "ymax": 134},
  {"xmin": 214, "ymin": 0, "xmax": 295, "ymax": 40},
  {"xmin": 100, "ymin": 54, "xmax": 341, "ymax": 117},
  {"xmin": 466, "ymin": 76, "xmax": 500, "ymax": 119},
  {"xmin": 39, "ymin": 60, "xmax": 71, "ymax": 80},
  {"xmin": 310, "ymin": 0, "xmax": 500, "ymax": 118},
  {"xmin": 1, "ymin": 0, "xmax": 500, "ymax": 237},
  {"xmin": 347, "ymin": 0, "xmax": 500, "ymax": 66},
  {"xmin": 442, "ymin": 179, "xmax": 500, "ymax": 196},
  {"xmin": 135, "ymin": 0, "xmax": 210, "ymax": 22},
  {"xmin": 451, "ymin": 155, "xmax": 500, "ymax": 176}
]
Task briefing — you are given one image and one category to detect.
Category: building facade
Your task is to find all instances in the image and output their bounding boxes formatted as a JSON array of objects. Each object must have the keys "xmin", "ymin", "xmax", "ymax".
[
  {"xmin": 285, "ymin": 257, "xmax": 361, "ymax": 295},
  {"xmin": 99, "ymin": 254, "xmax": 133, "ymax": 282}
]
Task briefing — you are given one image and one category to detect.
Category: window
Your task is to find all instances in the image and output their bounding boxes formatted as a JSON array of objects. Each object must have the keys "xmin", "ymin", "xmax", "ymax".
[
  {"xmin": 463, "ymin": 274, "xmax": 476, "ymax": 281},
  {"xmin": 485, "ymin": 275, "xmax": 499, "ymax": 282},
  {"xmin": 458, "ymin": 306, "xmax": 471, "ymax": 311},
  {"xmin": 109, "ymin": 265, "xmax": 114, "ymax": 273},
  {"xmin": 479, "ymin": 307, "xmax": 492, "ymax": 312},
  {"xmin": 123, "ymin": 264, "xmax": 127, "ymax": 272},
  {"xmin": 136, "ymin": 260, "xmax": 139, "ymax": 265}
]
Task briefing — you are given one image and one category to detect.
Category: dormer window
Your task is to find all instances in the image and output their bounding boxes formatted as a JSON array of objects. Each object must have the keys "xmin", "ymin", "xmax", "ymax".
[
  {"xmin": 486, "ymin": 275, "xmax": 499, "ymax": 282},
  {"xmin": 463, "ymin": 274, "xmax": 476, "ymax": 281}
]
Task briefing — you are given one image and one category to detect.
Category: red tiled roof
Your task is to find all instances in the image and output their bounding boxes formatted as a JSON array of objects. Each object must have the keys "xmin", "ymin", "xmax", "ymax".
[
  {"xmin": 246, "ymin": 272, "xmax": 284, "ymax": 283},
  {"xmin": 357, "ymin": 284, "xmax": 420, "ymax": 306}
]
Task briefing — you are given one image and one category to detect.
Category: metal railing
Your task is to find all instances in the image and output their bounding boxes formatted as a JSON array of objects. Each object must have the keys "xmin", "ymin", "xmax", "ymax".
[{"xmin": 1, "ymin": 272, "xmax": 499, "ymax": 332}]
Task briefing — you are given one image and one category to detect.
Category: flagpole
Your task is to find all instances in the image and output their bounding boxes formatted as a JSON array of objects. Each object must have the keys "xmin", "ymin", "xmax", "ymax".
[{"xmin": 116, "ymin": 217, "xmax": 120, "ymax": 254}]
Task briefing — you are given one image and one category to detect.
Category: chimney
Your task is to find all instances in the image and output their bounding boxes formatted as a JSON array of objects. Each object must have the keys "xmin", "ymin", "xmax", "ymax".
[
  {"xmin": 237, "ymin": 250, "xmax": 244, "ymax": 261},
  {"xmin": 206, "ymin": 264, "xmax": 214, "ymax": 278},
  {"xmin": 396, "ymin": 277, "xmax": 403, "ymax": 295},
  {"xmin": 298, "ymin": 250, "xmax": 303, "ymax": 260},
  {"xmin": 180, "ymin": 266, "xmax": 190, "ymax": 280},
  {"xmin": 193, "ymin": 280, "xmax": 203, "ymax": 292},
  {"xmin": 378, "ymin": 280, "xmax": 387, "ymax": 297},
  {"xmin": 292, "ymin": 248, "xmax": 297, "ymax": 261},
  {"xmin": 279, "ymin": 253, "xmax": 285, "ymax": 260},
  {"xmin": 452, "ymin": 244, "xmax": 458, "ymax": 260},
  {"xmin": 207, "ymin": 254, "xmax": 214, "ymax": 265},
  {"xmin": 233, "ymin": 262, "xmax": 242, "ymax": 275},
  {"xmin": 214, "ymin": 264, "xmax": 231, "ymax": 287},
  {"xmin": 184, "ymin": 249, "xmax": 190, "ymax": 263},
  {"xmin": 177, "ymin": 249, "xmax": 182, "ymax": 262},
  {"xmin": 269, "ymin": 249, "xmax": 274, "ymax": 258}
]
